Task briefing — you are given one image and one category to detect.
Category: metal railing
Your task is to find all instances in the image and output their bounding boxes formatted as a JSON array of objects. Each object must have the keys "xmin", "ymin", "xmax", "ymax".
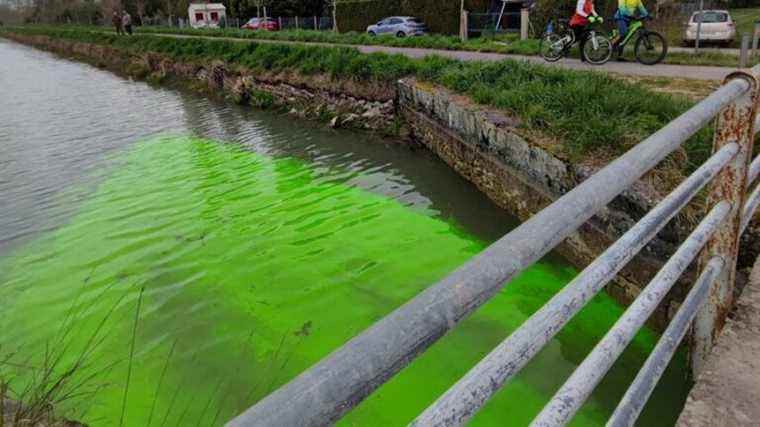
[{"xmin": 227, "ymin": 66, "xmax": 760, "ymax": 427}]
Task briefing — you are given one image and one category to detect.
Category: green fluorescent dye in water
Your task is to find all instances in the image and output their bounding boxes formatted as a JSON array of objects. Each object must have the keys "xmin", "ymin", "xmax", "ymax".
[{"xmin": 0, "ymin": 136, "xmax": 687, "ymax": 426}]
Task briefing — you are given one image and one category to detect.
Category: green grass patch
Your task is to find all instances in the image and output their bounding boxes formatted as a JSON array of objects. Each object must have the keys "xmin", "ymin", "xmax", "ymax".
[
  {"xmin": 731, "ymin": 7, "xmax": 760, "ymax": 40},
  {"xmin": 0, "ymin": 25, "xmax": 713, "ymax": 173},
  {"xmin": 135, "ymin": 25, "xmax": 543, "ymax": 55},
  {"xmin": 133, "ymin": 25, "xmax": 751, "ymax": 67}
]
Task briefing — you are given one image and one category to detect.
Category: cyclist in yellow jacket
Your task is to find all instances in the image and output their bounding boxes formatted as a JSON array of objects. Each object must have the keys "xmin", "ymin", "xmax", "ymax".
[
  {"xmin": 615, "ymin": 0, "xmax": 649, "ymax": 38},
  {"xmin": 614, "ymin": 0, "xmax": 649, "ymax": 57}
]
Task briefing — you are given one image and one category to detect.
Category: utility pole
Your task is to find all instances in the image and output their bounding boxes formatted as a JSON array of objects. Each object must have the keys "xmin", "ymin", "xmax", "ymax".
[{"xmin": 694, "ymin": 0, "xmax": 704, "ymax": 53}]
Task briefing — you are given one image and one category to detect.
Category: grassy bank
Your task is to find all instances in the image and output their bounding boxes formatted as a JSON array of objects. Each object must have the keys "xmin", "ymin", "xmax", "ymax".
[
  {"xmin": 136, "ymin": 25, "xmax": 543, "ymax": 55},
  {"xmin": 133, "ymin": 25, "xmax": 755, "ymax": 67},
  {"xmin": 0, "ymin": 26, "xmax": 713, "ymax": 172},
  {"xmin": 28, "ymin": 23, "xmax": 754, "ymax": 68}
]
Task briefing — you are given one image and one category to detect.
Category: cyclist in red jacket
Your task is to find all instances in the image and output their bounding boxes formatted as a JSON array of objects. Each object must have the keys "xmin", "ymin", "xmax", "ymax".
[{"xmin": 569, "ymin": 0, "xmax": 603, "ymax": 61}]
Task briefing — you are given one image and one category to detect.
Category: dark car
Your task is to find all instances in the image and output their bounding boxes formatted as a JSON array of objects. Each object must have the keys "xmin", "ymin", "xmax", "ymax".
[
  {"xmin": 366, "ymin": 16, "xmax": 427, "ymax": 37},
  {"xmin": 242, "ymin": 17, "xmax": 279, "ymax": 31}
]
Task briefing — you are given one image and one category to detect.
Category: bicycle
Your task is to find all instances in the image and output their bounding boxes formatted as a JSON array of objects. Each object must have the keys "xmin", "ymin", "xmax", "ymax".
[
  {"xmin": 539, "ymin": 19, "xmax": 613, "ymax": 65},
  {"xmin": 611, "ymin": 16, "xmax": 667, "ymax": 65}
]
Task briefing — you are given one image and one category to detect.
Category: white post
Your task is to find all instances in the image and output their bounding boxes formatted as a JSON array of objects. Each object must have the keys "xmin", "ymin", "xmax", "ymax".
[
  {"xmin": 740, "ymin": 33, "xmax": 750, "ymax": 68},
  {"xmin": 460, "ymin": 9, "xmax": 468, "ymax": 42},
  {"xmin": 520, "ymin": 8, "xmax": 529, "ymax": 40}
]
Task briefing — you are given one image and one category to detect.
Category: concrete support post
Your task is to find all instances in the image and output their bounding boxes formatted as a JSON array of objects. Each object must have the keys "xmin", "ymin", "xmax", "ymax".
[
  {"xmin": 278, "ymin": 16, "xmax": 282, "ymax": 30},
  {"xmin": 520, "ymin": 8, "xmax": 529, "ymax": 40},
  {"xmin": 740, "ymin": 34, "xmax": 751, "ymax": 68},
  {"xmin": 460, "ymin": 10, "xmax": 468, "ymax": 42},
  {"xmin": 692, "ymin": 68, "xmax": 760, "ymax": 377},
  {"xmin": 314, "ymin": 16, "xmax": 318, "ymax": 30},
  {"xmin": 295, "ymin": 16, "xmax": 299, "ymax": 30}
]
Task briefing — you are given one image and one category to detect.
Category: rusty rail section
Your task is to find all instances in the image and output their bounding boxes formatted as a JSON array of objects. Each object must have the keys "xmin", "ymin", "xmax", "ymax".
[{"xmin": 228, "ymin": 65, "xmax": 760, "ymax": 427}]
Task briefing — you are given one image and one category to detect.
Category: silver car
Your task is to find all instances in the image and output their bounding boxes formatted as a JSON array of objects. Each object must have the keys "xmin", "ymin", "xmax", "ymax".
[
  {"xmin": 366, "ymin": 16, "xmax": 427, "ymax": 37},
  {"xmin": 684, "ymin": 10, "xmax": 736, "ymax": 46}
]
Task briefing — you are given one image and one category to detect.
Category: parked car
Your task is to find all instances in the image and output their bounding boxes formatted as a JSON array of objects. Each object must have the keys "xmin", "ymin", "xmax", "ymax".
[
  {"xmin": 366, "ymin": 16, "xmax": 427, "ymax": 37},
  {"xmin": 684, "ymin": 10, "xmax": 736, "ymax": 46},
  {"xmin": 242, "ymin": 17, "xmax": 279, "ymax": 31}
]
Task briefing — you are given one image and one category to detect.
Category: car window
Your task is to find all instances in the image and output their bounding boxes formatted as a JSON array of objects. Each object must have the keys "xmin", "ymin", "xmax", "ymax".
[
  {"xmin": 694, "ymin": 12, "xmax": 729, "ymax": 23},
  {"xmin": 377, "ymin": 19, "xmax": 387, "ymax": 26},
  {"xmin": 248, "ymin": 18, "xmax": 258, "ymax": 24},
  {"xmin": 407, "ymin": 18, "xmax": 423, "ymax": 24},
  {"xmin": 389, "ymin": 18, "xmax": 403, "ymax": 24}
]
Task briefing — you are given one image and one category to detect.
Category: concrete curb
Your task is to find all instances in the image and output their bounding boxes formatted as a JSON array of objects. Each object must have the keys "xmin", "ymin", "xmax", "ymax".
[{"xmin": 677, "ymin": 256, "xmax": 760, "ymax": 426}]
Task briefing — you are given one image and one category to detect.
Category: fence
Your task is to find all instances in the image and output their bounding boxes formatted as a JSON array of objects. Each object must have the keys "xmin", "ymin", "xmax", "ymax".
[
  {"xmin": 226, "ymin": 66, "xmax": 760, "ymax": 427},
  {"xmin": 110, "ymin": 16, "xmax": 334, "ymax": 31},
  {"xmin": 467, "ymin": 12, "xmax": 521, "ymax": 36}
]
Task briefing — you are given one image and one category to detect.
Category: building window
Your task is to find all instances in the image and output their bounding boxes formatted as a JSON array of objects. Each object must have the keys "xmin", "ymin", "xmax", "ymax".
[
  {"xmin": 195, "ymin": 12, "xmax": 204, "ymax": 21},
  {"xmin": 210, "ymin": 12, "xmax": 219, "ymax": 21}
]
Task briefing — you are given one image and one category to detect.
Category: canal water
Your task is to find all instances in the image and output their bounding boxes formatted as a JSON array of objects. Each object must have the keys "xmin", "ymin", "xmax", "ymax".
[{"xmin": 0, "ymin": 39, "xmax": 689, "ymax": 426}]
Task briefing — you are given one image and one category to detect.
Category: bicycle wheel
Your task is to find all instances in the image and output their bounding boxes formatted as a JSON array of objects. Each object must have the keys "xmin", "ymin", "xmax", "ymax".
[
  {"xmin": 540, "ymin": 33, "xmax": 566, "ymax": 62},
  {"xmin": 634, "ymin": 31, "xmax": 667, "ymax": 65},
  {"xmin": 582, "ymin": 34, "xmax": 613, "ymax": 65}
]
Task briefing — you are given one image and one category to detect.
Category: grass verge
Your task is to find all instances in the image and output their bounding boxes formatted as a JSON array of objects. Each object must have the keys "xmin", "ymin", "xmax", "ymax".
[
  {"xmin": 25, "ymin": 23, "xmax": 756, "ymax": 67},
  {"xmin": 136, "ymin": 25, "xmax": 756, "ymax": 67}
]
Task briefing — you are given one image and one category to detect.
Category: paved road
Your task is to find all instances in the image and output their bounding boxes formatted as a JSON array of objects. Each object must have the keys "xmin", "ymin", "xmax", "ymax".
[{"xmin": 143, "ymin": 32, "xmax": 737, "ymax": 81}]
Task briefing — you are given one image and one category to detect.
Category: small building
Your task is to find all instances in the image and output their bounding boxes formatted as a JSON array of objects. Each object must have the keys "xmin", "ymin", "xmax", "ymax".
[{"xmin": 188, "ymin": 3, "xmax": 226, "ymax": 28}]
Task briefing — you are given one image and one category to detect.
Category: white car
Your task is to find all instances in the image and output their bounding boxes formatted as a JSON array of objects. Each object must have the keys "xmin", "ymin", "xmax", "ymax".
[{"xmin": 684, "ymin": 10, "xmax": 736, "ymax": 46}]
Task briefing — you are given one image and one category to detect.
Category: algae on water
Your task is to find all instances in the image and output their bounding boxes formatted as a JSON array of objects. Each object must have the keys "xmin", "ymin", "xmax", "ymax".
[{"xmin": 0, "ymin": 136, "xmax": 687, "ymax": 426}]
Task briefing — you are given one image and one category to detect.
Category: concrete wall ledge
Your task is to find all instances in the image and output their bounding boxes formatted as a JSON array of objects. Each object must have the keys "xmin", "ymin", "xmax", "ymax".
[{"xmin": 677, "ymin": 255, "xmax": 760, "ymax": 426}]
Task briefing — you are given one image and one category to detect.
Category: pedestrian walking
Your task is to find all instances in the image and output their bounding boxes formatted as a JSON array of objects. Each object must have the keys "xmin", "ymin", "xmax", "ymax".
[
  {"xmin": 112, "ymin": 11, "xmax": 123, "ymax": 35},
  {"xmin": 122, "ymin": 11, "xmax": 133, "ymax": 35}
]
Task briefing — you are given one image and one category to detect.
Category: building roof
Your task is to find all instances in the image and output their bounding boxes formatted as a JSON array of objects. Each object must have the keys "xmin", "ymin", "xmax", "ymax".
[{"xmin": 188, "ymin": 3, "xmax": 226, "ymax": 11}]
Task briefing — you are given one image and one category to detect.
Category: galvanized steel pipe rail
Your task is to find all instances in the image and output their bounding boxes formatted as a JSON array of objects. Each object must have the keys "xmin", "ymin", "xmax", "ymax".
[
  {"xmin": 607, "ymin": 256, "xmax": 725, "ymax": 427},
  {"xmin": 410, "ymin": 143, "xmax": 739, "ymax": 427},
  {"xmin": 229, "ymin": 66, "xmax": 760, "ymax": 427},
  {"xmin": 531, "ymin": 201, "xmax": 731, "ymax": 426}
]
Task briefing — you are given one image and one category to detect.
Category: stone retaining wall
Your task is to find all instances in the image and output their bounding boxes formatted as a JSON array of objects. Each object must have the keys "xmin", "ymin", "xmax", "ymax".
[{"xmin": 397, "ymin": 78, "xmax": 701, "ymax": 326}]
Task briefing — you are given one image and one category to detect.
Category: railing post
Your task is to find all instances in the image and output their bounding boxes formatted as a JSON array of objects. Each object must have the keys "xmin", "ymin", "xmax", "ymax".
[{"xmin": 692, "ymin": 67, "xmax": 760, "ymax": 376}]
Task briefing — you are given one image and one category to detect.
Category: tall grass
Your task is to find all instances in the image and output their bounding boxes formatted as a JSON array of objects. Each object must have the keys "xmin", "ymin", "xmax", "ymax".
[{"xmin": 0, "ymin": 287, "xmax": 127, "ymax": 426}]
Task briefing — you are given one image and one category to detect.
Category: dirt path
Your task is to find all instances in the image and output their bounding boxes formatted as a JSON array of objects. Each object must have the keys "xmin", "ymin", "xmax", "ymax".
[{"xmin": 137, "ymin": 31, "xmax": 736, "ymax": 81}]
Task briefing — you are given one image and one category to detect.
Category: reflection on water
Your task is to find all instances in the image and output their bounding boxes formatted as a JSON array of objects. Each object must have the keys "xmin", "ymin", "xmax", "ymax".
[{"xmin": 0, "ymin": 39, "xmax": 688, "ymax": 426}]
